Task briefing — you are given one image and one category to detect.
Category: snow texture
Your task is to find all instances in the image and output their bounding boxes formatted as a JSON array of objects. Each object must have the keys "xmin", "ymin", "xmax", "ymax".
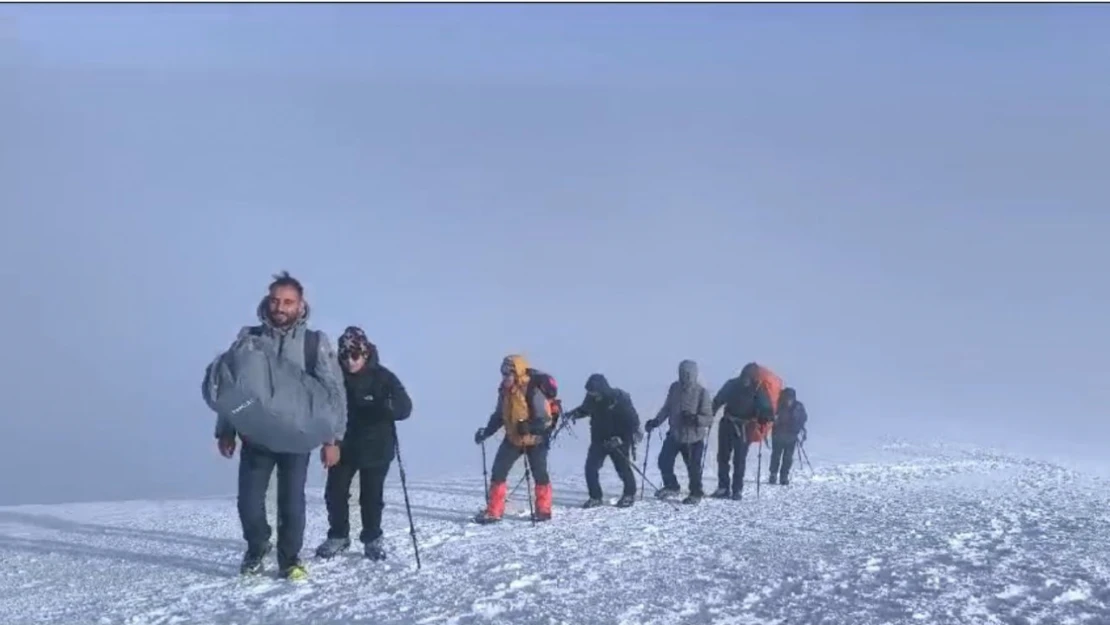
[{"xmin": 1, "ymin": 442, "xmax": 1108, "ymax": 625}]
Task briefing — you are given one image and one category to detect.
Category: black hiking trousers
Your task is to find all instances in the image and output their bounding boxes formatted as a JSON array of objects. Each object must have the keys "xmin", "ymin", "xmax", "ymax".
[
  {"xmin": 490, "ymin": 438, "xmax": 550, "ymax": 485},
  {"xmin": 769, "ymin": 438, "xmax": 797, "ymax": 482},
  {"xmin": 584, "ymin": 440, "xmax": 637, "ymax": 499},
  {"xmin": 716, "ymin": 419, "xmax": 753, "ymax": 494},
  {"xmin": 237, "ymin": 442, "xmax": 310, "ymax": 568},
  {"xmin": 657, "ymin": 435, "xmax": 705, "ymax": 496},
  {"xmin": 324, "ymin": 460, "xmax": 392, "ymax": 544}
]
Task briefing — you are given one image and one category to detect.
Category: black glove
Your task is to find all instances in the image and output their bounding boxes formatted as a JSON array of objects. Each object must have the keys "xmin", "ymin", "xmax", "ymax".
[
  {"xmin": 474, "ymin": 427, "xmax": 487, "ymax": 445},
  {"xmin": 645, "ymin": 419, "xmax": 659, "ymax": 433},
  {"xmin": 567, "ymin": 407, "xmax": 586, "ymax": 421}
]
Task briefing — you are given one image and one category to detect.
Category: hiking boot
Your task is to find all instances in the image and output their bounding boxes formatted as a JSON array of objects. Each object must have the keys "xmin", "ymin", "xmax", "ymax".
[
  {"xmin": 779, "ymin": 476, "xmax": 790, "ymax": 486},
  {"xmin": 768, "ymin": 475, "xmax": 778, "ymax": 485},
  {"xmin": 314, "ymin": 537, "xmax": 351, "ymax": 559},
  {"xmin": 682, "ymin": 494, "xmax": 703, "ymax": 505},
  {"xmin": 279, "ymin": 560, "xmax": 307, "ymax": 581},
  {"xmin": 473, "ymin": 510, "xmax": 502, "ymax": 525},
  {"xmin": 710, "ymin": 487, "xmax": 731, "ymax": 499},
  {"xmin": 654, "ymin": 487, "xmax": 681, "ymax": 500},
  {"xmin": 615, "ymin": 495, "xmax": 635, "ymax": 508},
  {"xmin": 731, "ymin": 491, "xmax": 744, "ymax": 501},
  {"xmin": 582, "ymin": 498, "xmax": 604, "ymax": 509},
  {"xmin": 239, "ymin": 542, "xmax": 272, "ymax": 575},
  {"xmin": 364, "ymin": 538, "xmax": 386, "ymax": 561},
  {"xmin": 534, "ymin": 510, "xmax": 552, "ymax": 522}
]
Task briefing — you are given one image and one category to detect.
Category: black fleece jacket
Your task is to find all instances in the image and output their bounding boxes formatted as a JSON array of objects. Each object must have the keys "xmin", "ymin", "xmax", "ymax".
[{"xmin": 340, "ymin": 354, "xmax": 413, "ymax": 468}]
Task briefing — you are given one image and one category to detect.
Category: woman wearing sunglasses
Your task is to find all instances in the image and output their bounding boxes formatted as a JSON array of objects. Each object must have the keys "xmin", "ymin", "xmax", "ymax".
[{"xmin": 314, "ymin": 326, "xmax": 413, "ymax": 561}]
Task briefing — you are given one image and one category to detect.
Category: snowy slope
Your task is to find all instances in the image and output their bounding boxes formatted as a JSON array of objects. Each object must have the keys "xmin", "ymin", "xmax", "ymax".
[{"xmin": 1, "ymin": 442, "xmax": 1108, "ymax": 625}]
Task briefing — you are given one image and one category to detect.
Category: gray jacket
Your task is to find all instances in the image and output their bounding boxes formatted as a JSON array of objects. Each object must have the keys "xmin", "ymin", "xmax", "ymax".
[
  {"xmin": 206, "ymin": 298, "xmax": 347, "ymax": 450},
  {"xmin": 652, "ymin": 360, "xmax": 714, "ymax": 445}
]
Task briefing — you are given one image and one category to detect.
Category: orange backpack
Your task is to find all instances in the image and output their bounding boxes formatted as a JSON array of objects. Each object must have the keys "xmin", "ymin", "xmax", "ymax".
[{"xmin": 743, "ymin": 364, "xmax": 783, "ymax": 444}]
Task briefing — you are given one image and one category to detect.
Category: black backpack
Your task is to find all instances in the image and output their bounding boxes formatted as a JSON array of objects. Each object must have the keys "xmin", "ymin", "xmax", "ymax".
[{"xmin": 247, "ymin": 326, "xmax": 320, "ymax": 377}]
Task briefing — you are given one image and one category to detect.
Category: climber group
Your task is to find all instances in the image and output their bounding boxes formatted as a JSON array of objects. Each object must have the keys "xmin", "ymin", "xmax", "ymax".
[
  {"xmin": 470, "ymin": 354, "xmax": 809, "ymax": 524},
  {"xmin": 201, "ymin": 271, "xmax": 811, "ymax": 578}
]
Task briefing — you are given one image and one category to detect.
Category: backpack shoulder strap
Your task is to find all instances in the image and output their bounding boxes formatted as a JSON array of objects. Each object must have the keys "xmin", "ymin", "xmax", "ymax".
[{"xmin": 304, "ymin": 330, "xmax": 320, "ymax": 376}]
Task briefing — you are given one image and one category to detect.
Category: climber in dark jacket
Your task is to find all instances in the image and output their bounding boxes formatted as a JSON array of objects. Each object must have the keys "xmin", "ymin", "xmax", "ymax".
[
  {"xmin": 769, "ymin": 387, "xmax": 807, "ymax": 485},
  {"xmin": 315, "ymin": 326, "xmax": 412, "ymax": 561},
  {"xmin": 566, "ymin": 374, "xmax": 643, "ymax": 508}
]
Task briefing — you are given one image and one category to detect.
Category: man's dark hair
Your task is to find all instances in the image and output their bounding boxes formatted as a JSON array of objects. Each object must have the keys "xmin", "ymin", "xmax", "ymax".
[{"xmin": 268, "ymin": 271, "xmax": 304, "ymax": 298}]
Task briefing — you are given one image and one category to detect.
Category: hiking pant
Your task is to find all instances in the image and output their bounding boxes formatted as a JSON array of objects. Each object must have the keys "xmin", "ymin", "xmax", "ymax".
[
  {"xmin": 490, "ymin": 438, "xmax": 550, "ymax": 485},
  {"xmin": 237, "ymin": 442, "xmax": 310, "ymax": 568},
  {"xmin": 585, "ymin": 441, "xmax": 637, "ymax": 499},
  {"xmin": 324, "ymin": 460, "xmax": 391, "ymax": 544},
  {"xmin": 658, "ymin": 435, "xmax": 705, "ymax": 496},
  {"xmin": 769, "ymin": 438, "xmax": 797, "ymax": 482},
  {"xmin": 716, "ymin": 419, "xmax": 752, "ymax": 493}
]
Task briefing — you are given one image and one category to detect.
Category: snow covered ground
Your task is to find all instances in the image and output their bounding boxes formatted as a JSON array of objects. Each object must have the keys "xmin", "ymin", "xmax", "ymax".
[{"xmin": 1, "ymin": 442, "xmax": 1108, "ymax": 625}]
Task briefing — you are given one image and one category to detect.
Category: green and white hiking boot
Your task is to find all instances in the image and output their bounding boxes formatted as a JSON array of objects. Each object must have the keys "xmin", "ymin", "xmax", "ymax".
[{"xmin": 279, "ymin": 560, "xmax": 308, "ymax": 581}]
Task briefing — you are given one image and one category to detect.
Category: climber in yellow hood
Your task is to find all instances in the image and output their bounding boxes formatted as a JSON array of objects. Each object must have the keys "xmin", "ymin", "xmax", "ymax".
[{"xmin": 472, "ymin": 354, "xmax": 557, "ymax": 524}]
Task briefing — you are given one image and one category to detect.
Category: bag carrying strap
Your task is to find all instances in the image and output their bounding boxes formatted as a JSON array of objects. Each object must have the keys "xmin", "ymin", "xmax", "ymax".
[{"xmin": 248, "ymin": 326, "xmax": 319, "ymax": 376}]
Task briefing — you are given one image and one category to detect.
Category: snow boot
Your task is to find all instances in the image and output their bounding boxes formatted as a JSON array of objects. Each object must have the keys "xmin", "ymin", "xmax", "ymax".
[
  {"xmin": 314, "ymin": 537, "xmax": 351, "ymax": 559},
  {"xmin": 473, "ymin": 510, "xmax": 502, "ymax": 524},
  {"xmin": 779, "ymin": 474, "xmax": 790, "ymax": 486},
  {"xmin": 731, "ymin": 491, "xmax": 744, "ymax": 501},
  {"xmin": 768, "ymin": 475, "xmax": 778, "ymax": 485},
  {"xmin": 279, "ymin": 559, "xmax": 307, "ymax": 581},
  {"xmin": 710, "ymin": 487, "xmax": 730, "ymax": 499},
  {"xmin": 364, "ymin": 537, "xmax": 386, "ymax": 561},
  {"xmin": 615, "ymin": 494, "xmax": 635, "ymax": 508},
  {"xmin": 682, "ymin": 493, "xmax": 703, "ymax": 505},
  {"xmin": 535, "ymin": 483, "xmax": 553, "ymax": 522},
  {"xmin": 239, "ymin": 541, "xmax": 272, "ymax": 575},
  {"xmin": 582, "ymin": 498, "xmax": 604, "ymax": 509},
  {"xmin": 654, "ymin": 487, "xmax": 681, "ymax": 500},
  {"xmin": 474, "ymin": 480, "xmax": 508, "ymax": 524}
]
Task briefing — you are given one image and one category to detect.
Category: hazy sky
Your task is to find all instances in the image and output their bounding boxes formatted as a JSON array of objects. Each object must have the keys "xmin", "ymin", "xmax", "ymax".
[{"xmin": 3, "ymin": 4, "xmax": 1109, "ymax": 505}]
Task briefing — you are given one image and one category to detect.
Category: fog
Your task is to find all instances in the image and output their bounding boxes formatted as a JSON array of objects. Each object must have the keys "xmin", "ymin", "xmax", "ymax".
[{"xmin": 3, "ymin": 4, "xmax": 1108, "ymax": 505}]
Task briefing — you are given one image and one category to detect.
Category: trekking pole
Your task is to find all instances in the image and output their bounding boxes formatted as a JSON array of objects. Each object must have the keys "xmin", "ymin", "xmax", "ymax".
[
  {"xmin": 481, "ymin": 439, "xmax": 490, "ymax": 505},
  {"xmin": 799, "ymin": 440, "xmax": 815, "ymax": 473},
  {"xmin": 612, "ymin": 444, "xmax": 681, "ymax": 511},
  {"xmin": 392, "ymin": 428, "xmax": 421, "ymax": 570},
  {"xmin": 507, "ymin": 472, "xmax": 528, "ymax": 499},
  {"xmin": 522, "ymin": 454, "xmax": 537, "ymax": 526},
  {"xmin": 701, "ymin": 419, "xmax": 715, "ymax": 475},
  {"xmin": 756, "ymin": 438, "xmax": 764, "ymax": 500},
  {"xmin": 639, "ymin": 432, "xmax": 652, "ymax": 501}
]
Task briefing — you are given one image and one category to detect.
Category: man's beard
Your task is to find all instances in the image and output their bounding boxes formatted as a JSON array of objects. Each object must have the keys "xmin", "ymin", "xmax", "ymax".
[{"xmin": 270, "ymin": 310, "xmax": 296, "ymax": 328}]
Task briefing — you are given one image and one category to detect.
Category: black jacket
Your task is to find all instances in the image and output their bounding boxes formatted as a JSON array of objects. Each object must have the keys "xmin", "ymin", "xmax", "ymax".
[
  {"xmin": 774, "ymin": 399, "xmax": 808, "ymax": 443},
  {"xmin": 573, "ymin": 374, "xmax": 640, "ymax": 445},
  {"xmin": 713, "ymin": 366, "xmax": 775, "ymax": 423},
  {"xmin": 340, "ymin": 357, "xmax": 412, "ymax": 468}
]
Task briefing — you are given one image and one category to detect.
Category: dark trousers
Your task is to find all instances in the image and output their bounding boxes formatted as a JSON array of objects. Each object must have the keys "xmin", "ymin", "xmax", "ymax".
[
  {"xmin": 490, "ymin": 438, "xmax": 550, "ymax": 484},
  {"xmin": 657, "ymin": 435, "xmax": 705, "ymax": 496},
  {"xmin": 585, "ymin": 441, "xmax": 637, "ymax": 499},
  {"xmin": 324, "ymin": 461, "xmax": 391, "ymax": 544},
  {"xmin": 237, "ymin": 442, "xmax": 310, "ymax": 568},
  {"xmin": 716, "ymin": 419, "xmax": 753, "ymax": 493},
  {"xmin": 769, "ymin": 438, "xmax": 797, "ymax": 481}
]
